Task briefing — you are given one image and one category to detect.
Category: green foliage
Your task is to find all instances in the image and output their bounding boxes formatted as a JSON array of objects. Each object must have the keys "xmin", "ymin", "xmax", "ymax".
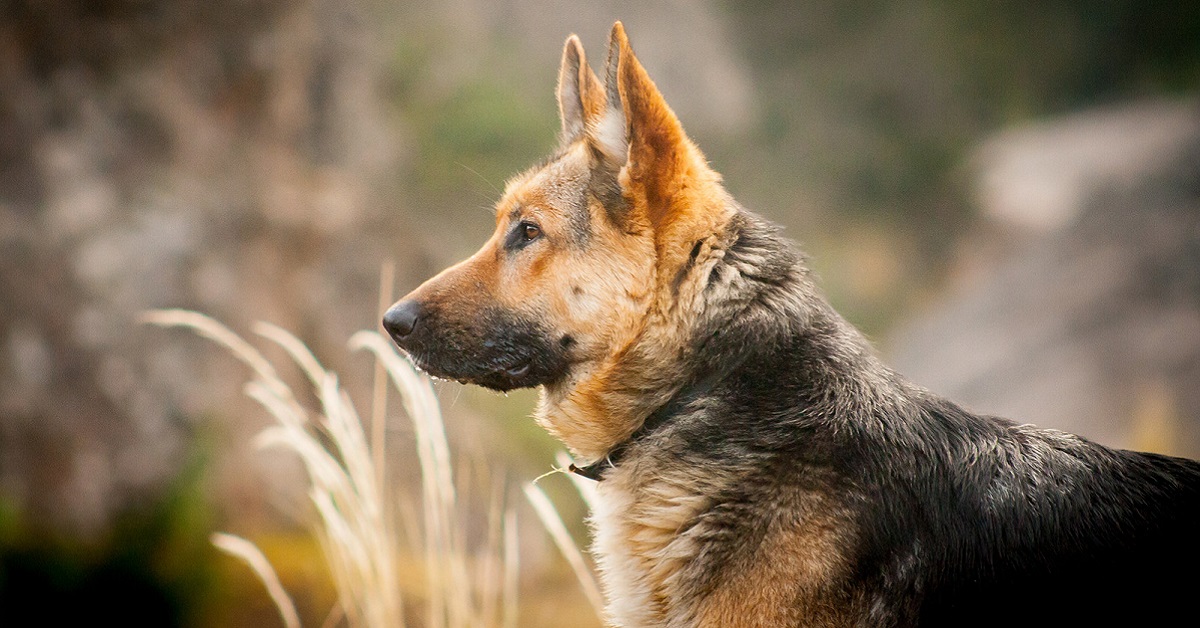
[
  {"xmin": 413, "ymin": 79, "xmax": 557, "ymax": 194},
  {"xmin": 449, "ymin": 82, "xmax": 549, "ymax": 160},
  {"xmin": 0, "ymin": 448, "xmax": 220, "ymax": 627}
]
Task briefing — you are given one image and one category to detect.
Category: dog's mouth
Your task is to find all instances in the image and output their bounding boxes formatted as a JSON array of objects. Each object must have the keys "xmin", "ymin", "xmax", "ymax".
[
  {"xmin": 503, "ymin": 357, "xmax": 532, "ymax": 379},
  {"xmin": 404, "ymin": 351, "xmax": 540, "ymax": 392},
  {"xmin": 477, "ymin": 356, "xmax": 536, "ymax": 391}
]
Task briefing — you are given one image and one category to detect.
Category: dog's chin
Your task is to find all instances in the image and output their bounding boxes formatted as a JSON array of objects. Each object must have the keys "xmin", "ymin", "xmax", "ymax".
[{"xmin": 403, "ymin": 351, "xmax": 556, "ymax": 392}]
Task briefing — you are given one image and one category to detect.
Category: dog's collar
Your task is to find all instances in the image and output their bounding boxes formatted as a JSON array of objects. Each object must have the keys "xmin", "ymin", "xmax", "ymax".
[
  {"xmin": 568, "ymin": 355, "xmax": 743, "ymax": 481},
  {"xmin": 567, "ymin": 388, "xmax": 685, "ymax": 481}
]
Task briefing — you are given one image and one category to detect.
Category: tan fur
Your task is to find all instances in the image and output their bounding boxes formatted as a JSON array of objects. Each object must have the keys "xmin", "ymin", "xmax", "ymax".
[
  {"xmin": 403, "ymin": 138, "xmax": 663, "ymax": 459},
  {"xmin": 591, "ymin": 457, "xmax": 858, "ymax": 628},
  {"xmin": 385, "ymin": 21, "xmax": 1200, "ymax": 627},
  {"xmin": 592, "ymin": 465, "xmax": 715, "ymax": 627},
  {"xmin": 691, "ymin": 505, "xmax": 856, "ymax": 628},
  {"xmin": 559, "ymin": 35, "xmax": 607, "ymax": 142},
  {"xmin": 590, "ymin": 458, "xmax": 729, "ymax": 624},
  {"xmin": 543, "ymin": 25, "xmax": 781, "ymax": 626},
  {"xmin": 545, "ymin": 26, "xmax": 861, "ymax": 626}
]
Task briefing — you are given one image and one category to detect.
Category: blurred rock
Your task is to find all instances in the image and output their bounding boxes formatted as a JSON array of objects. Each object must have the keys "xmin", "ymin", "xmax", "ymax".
[
  {"xmin": 888, "ymin": 98, "xmax": 1200, "ymax": 457},
  {"xmin": 0, "ymin": 0, "xmax": 408, "ymax": 536},
  {"xmin": 973, "ymin": 98, "xmax": 1199, "ymax": 233}
]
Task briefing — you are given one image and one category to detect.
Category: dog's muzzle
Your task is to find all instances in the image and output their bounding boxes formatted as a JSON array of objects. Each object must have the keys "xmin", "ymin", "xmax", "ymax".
[{"xmin": 381, "ymin": 298, "xmax": 572, "ymax": 392}]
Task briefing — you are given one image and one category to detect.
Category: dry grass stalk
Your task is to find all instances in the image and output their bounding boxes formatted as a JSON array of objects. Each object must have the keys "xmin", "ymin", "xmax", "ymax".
[
  {"xmin": 523, "ymin": 483, "xmax": 605, "ymax": 617},
  {"xmin": 555, "ymin": 452, "xmax": 599, "ymax": 512},
  {"xmin": 351, "ymin": 331, "xmax": 472, "ymax": 628},
  {"xmin": 145, "ymin": 309, "xmax": 404, "ymax": 626},
  {"xmin": 147, "ymin": 309, "xmax": 603, "ymax": 627},
  {"xmin": 502, "ymin": 508, "xmax": 520, "ymax": 628},
  {"xmin": 211, "ymin": 532, "xmax": 302, "ymax": 628}
]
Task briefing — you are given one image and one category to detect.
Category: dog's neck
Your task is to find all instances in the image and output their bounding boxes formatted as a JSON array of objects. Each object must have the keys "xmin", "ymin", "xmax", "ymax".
[
  {"xmin": 567, "ymin": 339, "xmax": 754, "ymax": 479},
  {"xmin": 535, "ymin": 302, "xmax": 702, "ymax": 463}
]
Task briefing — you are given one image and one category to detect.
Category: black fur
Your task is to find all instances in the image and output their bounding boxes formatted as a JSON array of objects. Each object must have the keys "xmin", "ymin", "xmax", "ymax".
[
  {"xmin": 612, "ymin": 209, "xmax": 1200, "ymax": 625},
  {"xmin": 387, "ymin": 145, "xmax": 1199, "ymax": 623}
]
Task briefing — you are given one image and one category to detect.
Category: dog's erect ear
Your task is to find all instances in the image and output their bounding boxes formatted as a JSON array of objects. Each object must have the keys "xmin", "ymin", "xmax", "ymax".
[
  {"xmin": 590, "ymin": 27, "xmax": 629, "ymax": 166},
  {"xmin": 598, "ymin": 22, "xmax": 693, "ymax": 228},
  {"xmin": 558, "ymin": 35, "xmax": 605, "ymax": 145}
]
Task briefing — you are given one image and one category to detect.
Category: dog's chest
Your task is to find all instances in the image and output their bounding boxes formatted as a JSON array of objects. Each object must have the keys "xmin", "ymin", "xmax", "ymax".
[{"xmin": 590, "ymin": 468, "xmax": 715, "ymax": 627}]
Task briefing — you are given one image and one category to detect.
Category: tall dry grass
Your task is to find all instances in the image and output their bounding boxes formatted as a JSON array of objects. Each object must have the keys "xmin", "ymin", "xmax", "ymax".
[{"xmin": 144, "ymin": 309, "xmax": 602, "ymax": 627}]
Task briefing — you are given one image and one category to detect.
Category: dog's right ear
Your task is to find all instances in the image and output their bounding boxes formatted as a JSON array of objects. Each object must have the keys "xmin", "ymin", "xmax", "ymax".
[{"xmin": 557, "ymin": 34, "xmax": 605, "ymax": 145}]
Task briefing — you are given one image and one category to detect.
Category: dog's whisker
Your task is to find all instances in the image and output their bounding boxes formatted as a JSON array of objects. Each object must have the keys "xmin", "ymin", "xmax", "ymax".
[{"xmin": 457, "ymin": 161, "xmax": 502, "ymax": 198}]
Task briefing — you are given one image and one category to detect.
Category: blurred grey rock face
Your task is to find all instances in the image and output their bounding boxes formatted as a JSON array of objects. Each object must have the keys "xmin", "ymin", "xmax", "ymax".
[
  {"xmin": 0, "ymin": 0, "xmax": 405, "ymax": 534},
  {"xmin": 889, "ymin": 99, "xmax": 1200, "ymax": 458}
]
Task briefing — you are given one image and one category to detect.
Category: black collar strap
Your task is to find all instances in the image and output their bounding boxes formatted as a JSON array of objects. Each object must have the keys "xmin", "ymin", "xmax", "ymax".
[
  {"xmin": 567, "ymin": 390, "xmax": 682, "ymax": 481},
  {"xmin": 567, "ymin": 352, "xmax": 746, "ymax": 481}
]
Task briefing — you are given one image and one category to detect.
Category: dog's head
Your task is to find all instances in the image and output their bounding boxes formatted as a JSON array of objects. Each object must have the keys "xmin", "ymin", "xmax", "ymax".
[{"xmin": 384, "ymin": 23, "xmax": 732, "ymax": 415}]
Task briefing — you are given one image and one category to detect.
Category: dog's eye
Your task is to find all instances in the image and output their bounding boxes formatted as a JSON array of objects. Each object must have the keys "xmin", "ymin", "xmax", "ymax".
[
  {"xmin": 521, "ymin": 222, "xmax": 541, "ymax": 242},
  {"xmin": 505, "ymin": 220, "xmax": 543, "ymax": 251}
]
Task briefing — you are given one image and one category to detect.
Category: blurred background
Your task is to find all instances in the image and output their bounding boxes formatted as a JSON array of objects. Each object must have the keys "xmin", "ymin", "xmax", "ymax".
[{"xmin": 1, "ymin": 0, "xmax": 1197, "ymax": 625}]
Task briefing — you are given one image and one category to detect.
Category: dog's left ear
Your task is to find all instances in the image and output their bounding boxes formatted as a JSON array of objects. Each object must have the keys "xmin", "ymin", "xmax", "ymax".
[
  {"xmin": 596, "ymin": 22, "xmax": 698, "ymax": 230},
  {"xmin": 558, "ymin": 34, "xmax": 606, "ymax": 145}
]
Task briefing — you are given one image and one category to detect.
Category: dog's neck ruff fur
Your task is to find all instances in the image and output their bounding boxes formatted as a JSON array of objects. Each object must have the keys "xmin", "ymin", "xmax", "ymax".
[
  {"xmin": 568, "ymin": 343, "xmax": 752, "ymax": 480},
  {"xmin": 565, "ymin": 392, "xmax": 677, "ymax": 481},
  {"xmin": 571, "ymin": 210, "xmax": 903, "ymax": 627}
]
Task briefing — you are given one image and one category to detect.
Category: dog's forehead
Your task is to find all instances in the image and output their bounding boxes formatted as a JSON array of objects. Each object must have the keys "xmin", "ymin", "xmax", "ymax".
[{"xmin": 500, "ymin": 145, "xmax": 590, "ymax": 216}]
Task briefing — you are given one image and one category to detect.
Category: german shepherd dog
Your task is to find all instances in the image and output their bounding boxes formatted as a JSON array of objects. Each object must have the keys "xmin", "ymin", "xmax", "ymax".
[{"xmin": 385, "ymin": 23, "xmax": 1200, "ymax": 627}]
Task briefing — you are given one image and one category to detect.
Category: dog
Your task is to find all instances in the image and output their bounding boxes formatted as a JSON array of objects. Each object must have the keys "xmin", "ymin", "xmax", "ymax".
[{"xmin": 384, "ymin": 22, "xmax": 1200, "ymax": 627}]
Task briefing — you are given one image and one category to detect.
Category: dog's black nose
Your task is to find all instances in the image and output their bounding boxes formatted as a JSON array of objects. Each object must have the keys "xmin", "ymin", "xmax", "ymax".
[{"xmin": 383, "ymin": 299, "xmax": 421, "ymax": 340}]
